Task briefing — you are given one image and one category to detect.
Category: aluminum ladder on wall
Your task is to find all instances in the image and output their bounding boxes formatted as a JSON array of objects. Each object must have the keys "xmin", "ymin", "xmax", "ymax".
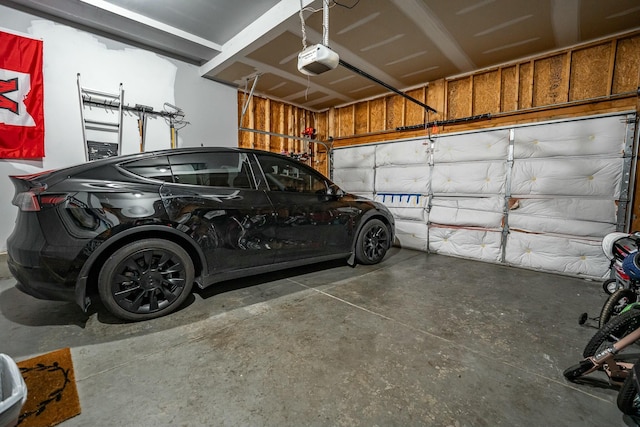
[{"xmin": 77, "ymin": 73, "xmax": 124, "ymax": 161}]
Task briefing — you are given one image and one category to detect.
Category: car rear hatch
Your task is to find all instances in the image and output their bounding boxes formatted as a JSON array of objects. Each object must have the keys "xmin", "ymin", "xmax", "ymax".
[{"xmin": 10, "ymin": 170, "xmax": 62, "ymax": 212}]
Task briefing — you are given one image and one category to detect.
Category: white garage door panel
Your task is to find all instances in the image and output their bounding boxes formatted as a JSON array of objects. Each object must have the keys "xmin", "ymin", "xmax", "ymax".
[
  {"xmin": 430, "ymin": 206, "xmax": 503, "ymax": 228},
  {"xmin": 431, "ymin": 161, "xmax": 506, "ymax": 195},
  {"xmin": 395, "ymin": 219, "xmax": 428, "ymax": 251},
  {"xmin": 376, "ymin": 165, "xmax": 430, "ymax": 194},
  {"xmin": 375, "ymin": 193, "xmax": 427, "ymax": 221},
  {"xmin": 430, "ymin": 196, "xmax": 504, "ymax": 228},
  {"xmin": 431, "ymin": 196, "xmax": 504, "ymax": 212},
  {"xmin": 509, "ymin": 198, "xmax": 617, "ymax": 223},
  {"xmin": 376, "ymin": 139, "xmax": 429, "ymax": 166},
  {"xmin": 510, "ymin": 158, "xmax": 623, "ymax": 198},
  {"xmin": 429, "ymin": 227, "xmax": 502, "ymax": 262},
  {"xmin": 332, "ymin": 168, "xmax": 374, "ymax": 193},
  {"xmin": 433, "ymin": 130, "xmax": 509, "ymax": 162},
  {"xmin": 509, "ymin": 213, "xmax": 615, "ymax": 238},
  {"xmin": 505, "ymin": 232, "xmax": 608, "ymax": 277},
  {"xmin": 333, "ymin": 145, "xmax": 376, "ymax": 169},
  {"xmin": 514, "ymin": 115, "xmax": 627, "ymax": 159}
]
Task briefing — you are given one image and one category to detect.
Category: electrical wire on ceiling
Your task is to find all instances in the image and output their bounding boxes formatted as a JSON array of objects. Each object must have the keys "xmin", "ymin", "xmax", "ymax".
[
  {"xmin": 332, "ymin": 0, "xmax": 361, "ymax": 9},
  {"xmin": 299, "ymin": 0, "xmax": 348, "ymax": 49}
]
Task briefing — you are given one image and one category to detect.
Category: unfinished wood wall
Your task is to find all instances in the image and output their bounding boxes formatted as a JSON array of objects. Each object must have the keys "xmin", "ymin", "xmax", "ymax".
[
  {"xmin": 238, "ymin": 31, "xmax": 640, "ymax": 226},
  {"xmin": 238, "ymin": 94, "xmax": 330, "ymax": 175},
  {"xmin": 328, "ymin": 31, "xmax": 639, "ymax": 146},
  {"xmin": 240, "ymin": 31, "xmax": 638, "ymax": 151}
]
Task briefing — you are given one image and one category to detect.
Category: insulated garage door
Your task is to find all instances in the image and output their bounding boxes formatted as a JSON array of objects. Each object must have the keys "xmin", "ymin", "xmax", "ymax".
[{"xmin": 332, "ymin": 113, "xmax": 637, "ymax": 278}]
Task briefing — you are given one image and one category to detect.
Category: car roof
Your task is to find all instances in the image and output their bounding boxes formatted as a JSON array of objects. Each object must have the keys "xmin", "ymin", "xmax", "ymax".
[{"xmin": 10, "ymin": 147, "xmax": 297, "ymax": 187}]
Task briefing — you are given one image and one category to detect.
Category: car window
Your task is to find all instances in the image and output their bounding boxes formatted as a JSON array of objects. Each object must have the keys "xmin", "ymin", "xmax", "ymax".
[
  {"xmin": 256, "ymin": 154, "xmax": 328, "ymax": 193},
  {"xmin": 167, "ymin": 152, "xmax": 254, "ymax": 189},
  {"xmin": 120, "ymin": 156, "xmax": 172, "ymax": 182}
]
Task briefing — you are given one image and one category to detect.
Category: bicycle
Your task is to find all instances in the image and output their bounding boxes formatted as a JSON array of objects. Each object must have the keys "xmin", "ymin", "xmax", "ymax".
[
  {"xmin": 601, "ymin": 232, "xmax": 638, "ymax": 295},
  {"xmin": 564, "ymin": 306, "xmax": 640, "ymax": 416},
  {"xmin": 564, "ymin": 306, "xmax": 640, "ymax": 384},
  {"xmin": 598, "ymin": 249, "xmax": 640, "ymax": 328},
  {"xmin": 579, "ymin": 233, "xmax": 640, "ymax": 328},
  {"xmin": 617, "ymin": 358, "xmax": 640, "ymax": 416}
]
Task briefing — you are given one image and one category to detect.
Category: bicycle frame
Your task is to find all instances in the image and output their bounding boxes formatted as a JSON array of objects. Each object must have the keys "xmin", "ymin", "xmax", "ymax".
[{"xmin": 581, "ymin": 325, "xmax": 640, "ymax": 383}]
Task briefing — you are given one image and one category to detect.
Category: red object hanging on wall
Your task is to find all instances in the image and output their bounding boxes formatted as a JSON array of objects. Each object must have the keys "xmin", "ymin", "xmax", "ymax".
[{"xmin": 0, "ymin": 30, "xmax": 44, "ymax": 158}]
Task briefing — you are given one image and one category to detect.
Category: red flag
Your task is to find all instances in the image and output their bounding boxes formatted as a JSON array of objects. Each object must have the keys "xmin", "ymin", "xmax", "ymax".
[{"xmin": 0, "ymin": 31, "xmax": 44, "ymax": 158}]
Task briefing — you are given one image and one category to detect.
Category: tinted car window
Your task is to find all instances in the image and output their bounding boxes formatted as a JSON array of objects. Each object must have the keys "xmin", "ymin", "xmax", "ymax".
[
  {"xmin": 256, "ymin": 154, "xmax": 328, "ymax": 193},
  {"xmin": 121, "ymin": 156, "xmax": 172, "ymax": 182},
  {"xmin": 167, "ymin": 152, "xmax": 254, "ymax": 188}
]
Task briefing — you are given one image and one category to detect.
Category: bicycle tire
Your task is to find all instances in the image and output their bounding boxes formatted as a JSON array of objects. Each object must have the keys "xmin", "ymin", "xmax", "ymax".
[
  {"xmin": 583, "ymin": 308, "xmax": 640, "ymax": 358},
  {"xmin": 617, "ymin": 367, "xmax": 640, "ymax": 415},
  {"xmin": 563, "ymin": 359, "xmax": 597, "ymax": 381},
  {"xmin": 603, "ymin": 278, "xmax": 621, "ymax": 295},
  {"xmin": 599, "ymin": 289, "xmax": 638, "ymax": 328}
]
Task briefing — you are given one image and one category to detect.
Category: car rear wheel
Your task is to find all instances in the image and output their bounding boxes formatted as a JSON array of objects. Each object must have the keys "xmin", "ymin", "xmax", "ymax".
[
  {"xmin": 98, "ymin": 239, "xmax": 194, "ymax": 321},
  {"xmin": 355, "ymin": 219, "xmax": 390, "ymax": 265}
]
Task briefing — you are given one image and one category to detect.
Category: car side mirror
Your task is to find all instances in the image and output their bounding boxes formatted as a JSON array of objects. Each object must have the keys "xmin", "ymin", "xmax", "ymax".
[{"xmin": 326, "ymin": 184, "xmax": 345, "ymax": 198}]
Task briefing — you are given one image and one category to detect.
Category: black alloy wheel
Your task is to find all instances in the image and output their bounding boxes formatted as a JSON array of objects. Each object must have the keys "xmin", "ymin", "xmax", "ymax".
[
  {"xmin": 98, "ymin": 239, "xmax": 194, "ymax": 321},
  {"xmin": 355, "ymin": 219, "xmax": 390, "ymax": 265}
]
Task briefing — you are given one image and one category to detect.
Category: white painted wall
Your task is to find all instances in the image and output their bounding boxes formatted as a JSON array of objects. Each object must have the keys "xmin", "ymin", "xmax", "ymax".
[{"xmin": 0, "ymin": 5, "xmax": 238, "ymax": 251}]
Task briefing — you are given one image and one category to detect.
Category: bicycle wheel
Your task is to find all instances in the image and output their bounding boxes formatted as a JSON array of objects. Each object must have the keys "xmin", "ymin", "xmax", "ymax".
[
  {"xmin": 603, "ymin": 278, "xmax": 622, "ymax": 295},
  {"xmin": 599, "ymin": 289, "xmax": 638, "ymax": 328},
  {"xmin": 583, "ymin": 308, "xmax": 640, "ymax": 358},
  {"xmin": 617, "ymin": 367, "xmax": 640, "ymax": 415}
]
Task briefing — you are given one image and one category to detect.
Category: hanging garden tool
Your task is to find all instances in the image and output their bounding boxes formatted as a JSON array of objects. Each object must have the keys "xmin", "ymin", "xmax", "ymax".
[
  {"xmin": 163, "ymin": 103, "xmax": 186, "ymax": 149},
  {"xmin": 135, "ymin": 104, "xmax": 153, "ymax": 152}
]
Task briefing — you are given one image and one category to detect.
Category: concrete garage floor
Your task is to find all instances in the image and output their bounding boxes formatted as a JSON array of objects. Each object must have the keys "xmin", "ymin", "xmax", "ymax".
[{"xmin": 0, "ymin": 248, "xmax": 636, "ymax": 426}]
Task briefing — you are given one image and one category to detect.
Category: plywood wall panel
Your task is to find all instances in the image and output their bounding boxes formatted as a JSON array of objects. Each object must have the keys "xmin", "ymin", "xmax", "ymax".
[
  {"xmin": 338, "ymin": 106, "xmax": 354, "ymax": 137},
  {"xmin": 285, "ymin": 104, "xmax": 295, "ymax": 153},
  {"xmin": 501, "ymin": 66, "xmax": 518, "ymax": 113},
  {"xmin": 613, "ymin": 36, "xmax": 640, "ymax": 94},
  {"xmin": 386, "ymin": 96, "xmax": 404, "ymax": 130},
  {"xmin": 238, "ymin": 129, "xmax": 251, "ymax": 148},
  {"xmin": 355, "ymin": 102, "xmax": 369, "ymax": 134},
  {"xmin": 370, "ymin": 98, "xmax": 386, "ymax": 132},
  {"xmin": 447, "ymin": 77, "xmax": 472, "ymax": 119},
  {"xmin": 473, "ymin": 70, "xmax": 501, "ymax": 115},
  {"xmin": 570, "ymin": 44, "xmax": 611, "ymax": 101},
  {"xmin": 427, "ymin": 79, "xmax": 445, "ymax": 122},
  {"xmin": 532, "ymin": 54, "xmax": 567, "ymax": 107},
  {"xmin": 405, "ymin": 88, "xmax": 426, "ymax": 127},
  {"xmin": 518, "ymin": 62, "xmax": 533, "ymax": 110},
  {"xmin": 315, "ymin": 111, "xmax": 328, "ymax": 141},
  {"xmin": 252, "ymin": 97, "xmax": 266, "ymax": 150}
]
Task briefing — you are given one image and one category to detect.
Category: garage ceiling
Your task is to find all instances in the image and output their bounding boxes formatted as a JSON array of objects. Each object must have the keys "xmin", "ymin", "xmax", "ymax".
[{"xmin": 4, "ymin": 0, "xmax": 640, "ymax": 111}]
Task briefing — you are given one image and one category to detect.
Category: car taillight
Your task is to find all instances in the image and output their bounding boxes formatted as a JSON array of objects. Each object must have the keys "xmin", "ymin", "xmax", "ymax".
[
  {"xmin": 40, "ymin": 194, "xmax": 69, "ymax": 207},
  {"xmin": 12, "ymin": 192, "xmax": 67, "ymax": 212},
  {"xmin": 12, "ymin": 192, "xmax": 40, "ymax": 211}
]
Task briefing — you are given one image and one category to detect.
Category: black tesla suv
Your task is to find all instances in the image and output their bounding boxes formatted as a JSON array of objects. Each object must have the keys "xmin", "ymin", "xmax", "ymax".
[{"xmin": 7, "ymin": 147, "xmax": 395, "ymax": 321}]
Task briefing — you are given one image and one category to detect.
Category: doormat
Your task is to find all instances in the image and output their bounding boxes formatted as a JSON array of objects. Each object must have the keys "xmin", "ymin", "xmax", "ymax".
[{"xmin": 17, "ymin": 348, "xmax": 81, "ymax": 427}]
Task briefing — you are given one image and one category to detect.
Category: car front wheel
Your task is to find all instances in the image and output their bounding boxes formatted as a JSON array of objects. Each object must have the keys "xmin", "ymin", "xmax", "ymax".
[
  {"xmin": 355, "ymin": 219, "xmax": 390, "ymax": 265},
  {"xmin": 98, "ymin": 239, "xmax": 194, "ymax": 321}
]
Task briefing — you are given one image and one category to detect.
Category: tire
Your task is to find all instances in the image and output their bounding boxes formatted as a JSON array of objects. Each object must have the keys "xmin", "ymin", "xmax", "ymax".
[
  {"xmin": 563, "ymin": 359, "xmax": 597, "ymax": 381},
  {"xmin": 583, "ymin": 308, "xmax": 640, "ymax": 358},
  {"xmin": 98, "ymin": 239, "xmax": 194, "ymax": 321},
  {"xmin": 355, "ymin": 219, "xmax": 390, "ymax": 265},
  {"xmin": 603, "ymin": 278, "xmax": 621, "ymax": 295},
  {"xmin": 617, "ymin": 367, "xmax": 640, "ymax": 415},
  {"xmin": 599, "ymin": 289, "xmax": 637, "ymax": 328}
]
